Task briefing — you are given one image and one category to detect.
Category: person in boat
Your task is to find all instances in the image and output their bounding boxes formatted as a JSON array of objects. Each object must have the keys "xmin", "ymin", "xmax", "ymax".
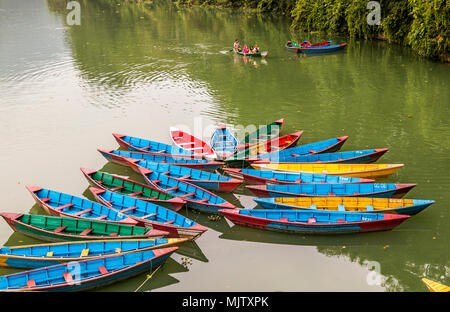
[
  {"xmin": 286, "ymin": 41, "xmax": 292, "ymax": 47},
  {"xmin": 242, "ymin": 45, "xmax": 249, "ymax": 54},
  {"xmin": 253, "ymin": 44, "xmax": 260, "ymax": 53},
  {"xmin": 300, "ymin": 41, "xmax": 312, "ymax": 47},
  {"xmin": 249, "ymin": 46, "xmax": 254, "ymax": 54},
  {"xmin": 233, "ymin": 39, "xmax": 241, "ymax": 52}
]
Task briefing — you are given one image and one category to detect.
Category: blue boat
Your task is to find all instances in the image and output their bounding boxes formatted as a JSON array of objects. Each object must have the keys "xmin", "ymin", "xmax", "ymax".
[
  {"xmin": 219, "ymin": 209, "xmax": 409, "ymax": 235},
  {"xmin": 113, "ymin": 133, "xmax": 196, "ymax": 156},
  {"xmin": 299, "ymin": 43, "xmax": 348, "ymax": 54},
  {"xmin": 257, "ymin": 148, "xmax": 388, "ymax": 164},
  {"xmin": 127, "ymin": 159, "xmax": 242, "ymax": 192},
  {"xmin": 257, "ymin": 136, "xmax": 348, "ymax": 162},
  {"xmin": 0, "ymin": 238, "xmax": 186, "ymax": 269},
  {"xmin": 223, "ymin": 168, "xmax": 374, "ymax": 185},
  {"xmin": 89, "ymin": 188, "xmax": 207, "ymax": 239},
  {"xmin": 98, "ymin": 149, "xmax": 223, "ymax": 170},
  {"xmin": 246, "ymin": 183, "xmax": 416, "ymax": 198},
  {"xmin": 254, "ymin": 197, "xmax": 435, "ymax": 216},
  {"xmin": 210, "ymin": 124, "xmax": 239, "ymax": 160},
  {"xmin": 136, "ymin": 166, "xmax": 235, "ymax": 214},
  {"xmin": 0, "ymin": 247, "xmax": 177, "ymax": 291},
  {"xmin": 26, "ymin": 186, "xmax": 137, "ymax": 225}
]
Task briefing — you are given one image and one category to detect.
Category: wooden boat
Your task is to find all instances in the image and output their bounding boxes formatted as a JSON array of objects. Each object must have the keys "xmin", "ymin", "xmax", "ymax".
[
  {"xmin": 421, "ymin": 278, "xmax": 450, "ymax": 292},
  {"xmin": 136, "ymin": 166, "xmax": 235, "ymax": 214},
  {"xmin": 234, "ymin": 49, "xmax": 268, "ymax": 57},
  {"xmin": 0, "ymin": 213, "xmax": 168, "ymax": 242},
  {"xmin": 285, "ymin": 41, "xmax": 331, "ymax": 53},
  {"xmin": 89, "ymin": 187, "xmax": 208, "ymax": 239},
  {"xmin": 251, "ymin": 163, "xmax": 404, "ymax": 179},
  {"xmin": 238, "ymin": 118, "xmax": 285, "ymax": 150},
  {"xmin": 219, "ymin": 209, "xmax": 409, "ymax": 235},
  {"xmin": 210, "ymin": 124, "xmax": 239, "ymax": 159},
  {"xmin": 0, "ymin": 247, "xmax": 177, "ymax": 292},
  {"xmin": 126, "ymin": 159, "xmax": 242, "ymax": 192},
  {"xmin": 254, "ymin": 197, "xmax": 435, "ymax": 216},
  {"xmin": 26, "ymin": 185, "xmax": 139, "ymax": 226},
  {"xmin": 81, "ymin": 168, "xmax": 185, "ymax": 212},
  {"xmin": 255, "ymin": 148, "xmax": 388, "ymax": 165},
  {"xmin": 246, "ymin": 183, "xmax": 416, "ymax": 199},
  {"xmin": 98, "ymin": 149, "xmax": 223, "ymax": 170},
  {"xmin": 169, "ymin": 127, "xmax": 215, "ymax": 157},
  {"xmin": 223, "ymin": 168, "xmax": 375, "ymax": 185},
  {"xmin": 112, "ymin": 133, "xmax": 198, "ymax": 157},
  {"xmin": 257, "ymin": 136, "xmax": 348, "ymax": 162},
  {"xmin": 0, "ymin": 238, "xmax": 186, "ymax": 269},
  {"xmin": 228, "ymin": 131, "xmax": 303, "ymax": 163},
  {"xmin": 298, "ymin": 43, "xmax": 348, "ymax": 54}
]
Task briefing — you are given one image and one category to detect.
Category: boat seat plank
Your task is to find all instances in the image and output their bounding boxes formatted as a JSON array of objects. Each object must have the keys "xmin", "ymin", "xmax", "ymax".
[
  {"xmin": 46, "ymin": 251, "xmax": 54, "ymax": 257},
  {"xmin": 280, "ymin": 217, "xmax": 289, "ymax": 222},
  {"xmin": 310, "ymin": 204, "xmax": 317, "ymax": 210},
  {"xmin": 199, "ymin": 198, "xmax": 209, "ymax": 202},
  {"xmin": 110, "ymin": 186, "xmax": 126, "ymax": 191},
  {"xmin": 109, "ymin": 232, "xmax": 118, "ymax": 236},
  {"xmin": 120, "ymin": 206, "xmax": 137, "ymax": 213},
  {"xmin": 80, "ymin": 248, "xmax": 89, "ymax": 257},
  {"xmin": 98, "ymin": 266, "xmax": 109, "ymax": 274},
  {"xmin": 338, "ymin": 204, "xmax": 346, "ymax": 212},
  {"xmin": 27, "ymin": 279, "xmax": 36, "ymax": 287},
  {"xmin": 161, "ymin": 171, "xmax": 171, "ymax": 175},
  {"xmin": 157, "ymin": 149, "xmax": 167, "ymax": 153},
  {"xmin": 366, "ymin": 205, "xmax": 374, "ymax": 211},
  {"xmin": 115, "ymin": 248, "xmax": 121, "ymax": 253},
  {"xmin": 54, "ymin": 226, "xmax": 67, "ymax": 233},
  {"xmin": 128, "ymin": 191, "xmax": 144, "ymax": 196},
  {"xmin": 179, "ymin": 175, "xmax": 192, "ymax": 179},
  {"xmin": 41, "ymin": 198, "xmax": 51, "ymax": 203},
  {"xmin": 55, "ymin": 203, "xmax": 74, "ymax": 211},
  {"xmin": 308, "ymin": 218, "xmax": 316, "ymax": 224},
  {"xmin": 80, "ymin": 228, "xmax": 93, "ymax": 236},
  {"xmin": 96, "ymin": 215, "xmax": 107, "ymax": 220},
  {"xmin": 180, "ymin": 192, "xmax": 196, "ymax": 198},
  {"xmin": 164, "ymin": 220, "xmax": 174, "ymax": 224},
  {"xmin": 164, "ymin": 186, "xmax": 179, "ymax": 192},
  {"xmin": 141, "ymin": 213, "xmax": 157, "ymax": 219},
  {"xmin": 73, "ymin": 208, "xmax": 93, "ymax": 217}
]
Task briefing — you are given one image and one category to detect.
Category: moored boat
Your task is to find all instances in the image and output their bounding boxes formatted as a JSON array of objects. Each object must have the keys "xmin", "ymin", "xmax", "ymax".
[
  {"xmin": 0, "ymin": 213, "xmax": 168, "ymax": 242},
  {"xmin": 0, "ymin": 247, "xmax": 177, "ymax": 292},
  {"xmin": 223, "ymin": 168, "xmax": 375, "ymax": 185},
  {"xmin": 246, "ymin": 183, "xmax": 416, "ymax": 199},
  {"xmin": 0, "ymin": 238, "xmax": 186, "ymax": 269},
  {"xmin": 421, "ymin": 278, "xmax": 450, "ymax": 292},
  {"xmin": 112, "ymin": 133, "xmax": 197, "ymax": 157},
  {"xmin": 298, "ymin": 43, "xmax": 348, "ymax": 54},
  {"xmin": 210, "ymin": 124, "xmax": 239, "ymax": 160},
  {"xmin": 256, "ymin": 136, "xmax": 349, "ymax": 162},
  {"xmin": 169, "ymin": 127, "xmax": 215, "ymax": 156},
  {"xmin": 254, "ymin": 197, "xmax": 434, "ymax": 216},
  {"xmin": 238, "ymin": 118, "xmax": 285, "ymax": 150},
  {"xmin": 136, "ymin": 166, "xmax": 235, "ymax": 214},
  {"xmin": 98, "ymin": 149, "xmax": 223, "ymax": 170},
  {"xmin": 254, "ymin": 148, "xmax": 388, "ymax": 164},
  {"xmin": 26, "ymin": 186, "xmax": 138, "ymax": 226},
  {"xmin": 89, "ymin": 187, "xmax": 208, "ymax": 239},
  {"xmin": 219, "ymin": 209, "xmax": 409, "ymax": 235},
  {"xmin": 81, "ymin": 168, "xmax": 186, "ymax": 212},
  {"xmin": 251, "ymin": 163, "xmax": 404, "ymax": 179},
  {"xmin": 285, "ymin": 41, "xmax": 332, "ymax": 53},
  {"xmin": 126, "ymin": 159, "xmax": 242, "ymax": 192}
]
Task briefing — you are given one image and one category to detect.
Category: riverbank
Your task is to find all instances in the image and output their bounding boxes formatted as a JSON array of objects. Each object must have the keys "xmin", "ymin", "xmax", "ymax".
[{"xmin": 175, "ymin": 0, "xmax": 449, "ymax": 62}]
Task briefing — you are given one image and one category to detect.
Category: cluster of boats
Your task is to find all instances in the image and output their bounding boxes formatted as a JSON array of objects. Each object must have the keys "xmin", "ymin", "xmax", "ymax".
[
  {"xmin": 0, "ymin": 118, "xmax": 444, "ymax": 292},
  {"xmin": 233, "ymin": 40, "xmax": 348, "ymax": 58}
]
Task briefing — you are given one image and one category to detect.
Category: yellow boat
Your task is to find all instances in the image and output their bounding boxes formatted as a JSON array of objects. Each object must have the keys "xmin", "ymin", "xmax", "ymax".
[
  {"xmin": 422, "ymin": 278, "xmax": 450, "ymax": 292},
  {"xmin": 250, "ymin": 163, "xmax": 404, "ymax": 178},
  {"xmin": 256, "ymin": 197, "xmax": 434, "ymax": 215}
]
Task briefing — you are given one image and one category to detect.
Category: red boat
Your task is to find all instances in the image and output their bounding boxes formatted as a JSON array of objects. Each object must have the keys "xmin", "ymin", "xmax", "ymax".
[
  {"xmin": 169, "ymin": 127, "xmax": 215, "ymax": 156},
  {"xmin": 285, "ymin": 41, "xmax": 331, "ymax": 53},
  {"xmin": 232, "ymin": 131, "xmax": 303, "ymax": 159}
]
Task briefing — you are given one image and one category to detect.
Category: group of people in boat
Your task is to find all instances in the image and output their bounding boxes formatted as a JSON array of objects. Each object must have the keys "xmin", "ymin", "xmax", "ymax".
[{"xmin": 233, "ymin": 39, "xmax": 260, "ymax": 54}]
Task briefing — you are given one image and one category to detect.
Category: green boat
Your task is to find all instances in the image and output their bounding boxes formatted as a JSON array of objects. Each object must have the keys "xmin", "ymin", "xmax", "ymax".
[
  {"xmin": 234, "ymin": 118, "xmax": 285, "ymax": 152},
  {"xmin": 0, "ymin": 213, "xmax": 169, "ymax": 242},
  {"xmin": 234, "ymin": 49, "xmax": 268, "ymax": 57},
  {"xmin": 81, "ymin": 168, "xmax": 186, "ymax": 212}
]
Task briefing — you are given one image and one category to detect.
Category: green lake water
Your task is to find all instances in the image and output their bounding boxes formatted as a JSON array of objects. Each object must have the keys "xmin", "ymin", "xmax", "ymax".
[{"xmin": 0, "ymin": 0, "xmax": 449, "ymax": 291}]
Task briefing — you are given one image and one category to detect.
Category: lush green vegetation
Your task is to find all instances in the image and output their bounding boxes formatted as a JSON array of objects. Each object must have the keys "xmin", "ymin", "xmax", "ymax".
[{"xmin": 177, "ymin": 0, "xmax": 449, "ymax": 62}]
